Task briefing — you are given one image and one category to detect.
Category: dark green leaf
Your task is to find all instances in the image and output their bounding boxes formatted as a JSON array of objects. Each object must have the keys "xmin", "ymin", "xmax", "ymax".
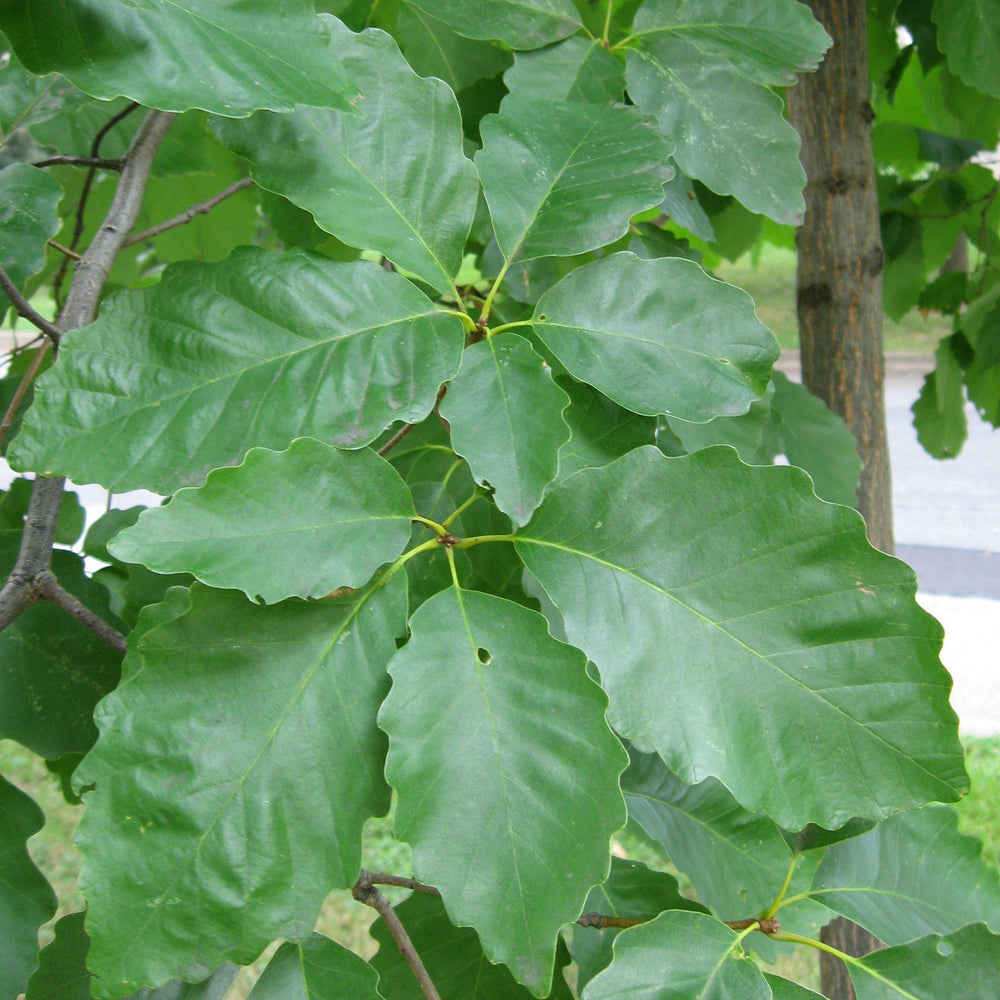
[
  {"xmin": 625, "ymin": 0, "xmax": 830, "ymax": 222},
  {"xmin": 912, "ymin": 340, "xmax": 968, "ymax": 459},
  {"xmin": 370, "ymin": 891, "xmax": 574, "ymax": 1000},
  {"xmin": 110, "ymin": 440, "xmax": 415, "ymax": 603},
  {"xmin": 582, "ymin": 911, "xmax": 770, "ymax": 1000},
  {"xmin": 571, "ymin": 858, "xmax": 707, "ymax": 990},
  {"xmin": 10, "ymin": 249, "xmax": 464, "ymax": 493},
  {"xmin": 0, "ymin": 544, "xmax": 123, "ymax": 759},
  {"xmin": 849, "ymin": 924, "xmax": 1000, "ymax": 1000},
  {"xmin": 75, "ymin": 576, "xmax": 406, "ymax": 995},
  {"xmin": 396, "ymin": 4, "xmax": 512, "ymax": 93},
  {"xmin": 25, "ymin": 911, "xmax": 240, "ymax": 1000},
  {"xmin": 515, "ymin": 447, "xmax": 967, "ymax": 830},
  {"xmin": 556, "ymin": 377, "xmax": 656, "ymax": 482},
  {"xmin": 477, "ymin": 99, "xmax": 672, "ymax": 263},
  {"xmin": 532, "ymin": 253, "xmax": 777, "ymax": 422},
  {"xmin": 812, "ymin": 805, "xmax": 1000, "ymax": 944},
  {"xmin": 0, "ymin": 1, "xmax": 358, "ymax": 115},
  {"xmin": 0, "ymin": 348, "xmax": 52, "ymax": 456},
  {"xmin": 504, "ymin": 38, "xmax": 625, "ymax": 103},
  {"xmin": 0, "ymin": 477, "xmax": 85, "ymax": 546},
  {"xmin": 764, "ymin": 976, "xmax": 825, "ymax": 999},
  {"xmin": 405, "ymin": 0, "xmax": 582, "ymax": 49},
  {"xmin": 770, "ymin": 372, "xmax": 863, "ymax": 507},
  {"xmin": 0, "ymin": 164, "xmax": 61, "ymax": 304},
  {"xmin": 932, "ymin": 0, "xmax": 1000, "ymax": 99},
  {"xmin": 780, "ymin": 818, "xmax": 877, "ymax": 854},
  {"xmin": 248, "ymin": 935, "xmax": 381, "ymax": 1000},
  {"xmin": 0, "ymin": 776, "xmax": 56, "ymax": 1000},
  {"xmin": 440, "ymin": 334, "xmax": 570, "ymax": 525},
  {"xmin": 659, "ymin": 170, "xmax": 715, "ymax": 242},
  {"xmin": 213, "ymin": 21, "xmax": 478, "ymax": 293},
  {"xmin": 381, "ymin": 587, "xmax": 626, "ymax": 996},
  {"xmin": 665, "ymin": 385, "xmax": 774, "ymax": 464},
  {"xmin": 621, "ymin": 749, "xmax": 792, "ymax": 917}
]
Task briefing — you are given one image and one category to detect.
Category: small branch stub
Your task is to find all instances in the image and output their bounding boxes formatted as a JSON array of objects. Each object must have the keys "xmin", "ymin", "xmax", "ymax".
[{"xmin": 436, "ymin": 533, "xmax": 460, "ymax": 547}]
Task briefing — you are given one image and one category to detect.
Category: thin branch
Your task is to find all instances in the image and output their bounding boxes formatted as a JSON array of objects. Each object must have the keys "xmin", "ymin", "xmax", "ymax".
[
  {"xmin": 49, "ymin": 240, "xmax": 82, "ymax": 261},
  {"xmin": 576, "ymin": 912, "xmax": 780, "ymax": 935},
  {"xmin": 0, "ymin": 341, "xmax": 51, "ymax": 448},
  {"xmin": 365, "ymin": 871, "xmax": 441, "ymax": 896},
  {"xmin": 377, "ymin": 384, "xmax": 447, "ymax": 457},
  {"xmin": 52, "ymin": 100, "xmax": 141, "ymax": 309},
  {"xmin": 124, "ymin": 176, "xmax": 254, "ymax": 246},
  {"xmin": 353, "ymin": 874, "xmax": 442, "ymax": 1000},
  {"xmin": 33, "ymin": 571, "xmax": 127, "ymax": 653},
  {"xmin": 32, "ymin": 155, "xmax": 124, "ymax": 170},
  {"xmin": 0, "ymin": 109, "xmax": 175, "ymax": 645},
  {"xmin": 0, "ymin": 265, "xmax": 62, "ymax": 342}
]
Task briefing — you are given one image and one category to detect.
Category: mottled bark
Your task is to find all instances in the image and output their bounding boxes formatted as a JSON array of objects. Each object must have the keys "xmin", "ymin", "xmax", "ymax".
[
  {"xmin": 788, "ymin": 0, "xmax": 893, "ymax": 555},
  {"xmin": 787, "ymin": 1, "xmax": 888, "ymax": 996}
]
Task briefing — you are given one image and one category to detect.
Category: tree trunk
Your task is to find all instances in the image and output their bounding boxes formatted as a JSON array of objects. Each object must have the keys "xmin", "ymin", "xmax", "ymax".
[
  {"xmin": 786, "ymin": 1, "xmax": 889, "ymax": 995},
  {"xmin": 787, "ymin": 0, "xmax": 893, "ymax": 556}
]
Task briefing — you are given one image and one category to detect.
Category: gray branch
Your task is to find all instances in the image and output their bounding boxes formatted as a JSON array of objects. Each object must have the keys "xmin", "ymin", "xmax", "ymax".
[{"xmin": 0, "ymin": 109, "xmax": 176, "ymax": 644}]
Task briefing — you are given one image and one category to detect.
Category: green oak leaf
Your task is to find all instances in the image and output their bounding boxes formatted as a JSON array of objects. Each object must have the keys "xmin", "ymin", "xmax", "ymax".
[
  {"xmin": 0, "ymin": 777, "xmax": 56, "ymax": 1000},
  {"xmin": 75, "ymin": 576, "xmax": 406, "ymax": 995},
  {"xmin": 10, "ymin": 248, "xmax": 464, "ymax": 493},
  {"xmin": 665, "ymin": 384, "xmax": 774, "ymax": 465},
  {"xmin": 0, "ymin": 163, "xmax": 61, "ymax": 305},
  {"xmin": 621, "ymin": 749, "xmax": 796, "ymax": 918},
  {"xmin": 556, "ymin": 377, "xmax": 657, "ymax": 483},
  {"xmin": 440, "ymin": 334, "xmax": 570, "ymax": 525},
  {"xmin": 0, "ymin": 539, "xmax": 123, "ymax": 759},
  {"xmin": 405, "ymin": 0, "xmax": 582, "ymax": 49},
  {"xmin": 396, "ymin": 4, "xmax": 512, "ymax": 93},
  {"xmin": 582, "ymin": 911, "xmax": 770, "ymax": 1000},
  {"xmin": 625, "ymin": 0, "xmax": 830, "ymax": 223},
  {"xmin": 659, "ymin": 169, "xmax": 715, "ymax": 242},
  {"xmin": 913, "ymin": 339, "xmax": 969, "ymax": 458},
  {"xmin": 812, "ymin": 805, "xmax": 1000, "ymax": 944},
  {"xmin": 110, "ymin": 440, "xmax": 415, "ymax": 604},
  {"xmin": 769, "ymin": 372, "xmax": 863, "ymax": 507},
  {"xmin": 764, "ymin": 976, "xmax": 825, "ymax": 999},
  {"xmin": 932, "ymin": 0, "xmax": 1000, "ymax": 99},
  {"xmin": 571, "ymin": 858, "xmax": 708, "ymax": 990},
  {"xmin": 0, "ymin": 0, "xmax": 357, "ymax": 116},
  {"xmin": 214, "ymin": 20, "xmax": 478, "ymax": 293},
  {"xmin": 380, "ymin": 587, "xmax": 626, "ymax": 996},
  {"xmin": 504, "ymin": 38, "xmax": 625, "ymax": 103},
  {"xmin": 247, "ymin": 935, "xmax": 381, "ymax": 1000},
  {"xmin": 515, "ymin": 446, "xmax": 967, "ymax": 830},
  {"xmin": 477, "ymin": 98, "xmax": 672, "ymax": 263},
  {"xmin": 849, "ymin": 924, "xmax": 1000, "ymax": 1000},
  {"xmin": 370, "ymin": 891, "xmax": 574, "ymax": 1000},
  {"xmin": 531, "ymin": 253, "xmax": 778, "ymax": 422},
  {"xmin": 25, "ymin": 911, "xmax": 240, "ymax": 1000}
]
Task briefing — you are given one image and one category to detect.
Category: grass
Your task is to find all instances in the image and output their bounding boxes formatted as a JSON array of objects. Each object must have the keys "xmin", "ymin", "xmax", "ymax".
[
  {"xmin": 715, "ymin": 245, "xmax": 951, "ymax": 353},
  {"xmin": 2, "ymin": 732, "xmax": 998, "ymax": 993}
]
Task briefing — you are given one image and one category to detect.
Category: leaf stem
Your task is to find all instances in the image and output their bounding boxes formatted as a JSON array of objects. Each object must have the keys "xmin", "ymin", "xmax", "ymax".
[
  {"xmin": 479, "ymin": 261, "xmax": 512, "ymax": 323},
  {"xmin": 763, "ymin": 854, "xmax": 800, "ymax": 918},
  {"xmin": 0, "ymin": 342, "xmax": 51, "ymax": 449},
  {"xmin": 32, "ymin": 155, "xmax": 124, "ymax": 170},
  {"xmin": 442, "ymin": 491, "xmax": 481, "ymax": 530},
  {"xmin": 412, "ymin": 514, "xmax": 449, "ymax": 538},
  {"xmin": 771, "ymin": 928, "xmax": 904, "ymax": 996},
  {"xmin": 352, "ymin": 875, "xmax": 443, "ymax": 1000},
  {"xmin": 488, "ymin": 320, "xmax": 535, "ymax": 337},
  {"xmin": 452, "ymin": 533, "xmax": 517, "ymax": 550},
  {"xmin": 439, "ymin": 307, "xmax": 477, "ymax": 333},
  {"xmin": 364, "ymin": 870, "xmax": 440, "ymax": 896},
  {"xmin": 602, "ymin": 0, "xmax": 616, "ymax": 44},
  {"xmin": 446, "ymin": 544, "xmax": 461, "ymax": 589}
]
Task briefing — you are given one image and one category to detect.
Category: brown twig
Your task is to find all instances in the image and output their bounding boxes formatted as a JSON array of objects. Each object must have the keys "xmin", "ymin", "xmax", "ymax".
[
  {"xmin": 32, "ymin": 155, "xmax": 125, "ymax": 170},
  {"xmin": 576, "ymin": 912, "xmax": 779, "ymax": 934},
  {"xmin": 365, "ymin": 871, "xmax": 441, "ymax": 895},
  {"xmin": 0, "ymin": 341, "xmax": 51, "ymax": 448},
  {"xmin": 353, "ymin": 873, "xmax": 442, "ymax": 1000},
  {"xmin": 48, "ymin": 240, "xmax": 82, "ymax": 261},
  {"xmin": 0, "ymin": 109, "xmax": 175, "ymax": 643},
  {"xmin": 52, "ymin": 100, "xmax": 141, "ymax": 310},
  {"xmin": 33, "ymin": 571, "xmax": 127, "ymax": 653},
  {"xmin": 124, "ymin": 176, "xmax": 254, "ymax": 246},
  {"xmin": 377, "ymin": 385, "xmax": 448, "ymax": 457},
  {"xmin": 0, "ymin": 266, "xmax": 62, "ymax": 343}
]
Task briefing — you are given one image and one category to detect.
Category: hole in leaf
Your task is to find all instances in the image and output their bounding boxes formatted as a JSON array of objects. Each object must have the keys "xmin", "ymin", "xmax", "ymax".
[
  {"xmin": 537, "ymin": 313, "xmax": 547, "ymax": 322},
  {"xmin": 937, "ymin": 940, "xmax": 954, "ymax": 957},
  {"xmin": 477, "ymin": 647, "xmax": 492, "ymax": 666}
]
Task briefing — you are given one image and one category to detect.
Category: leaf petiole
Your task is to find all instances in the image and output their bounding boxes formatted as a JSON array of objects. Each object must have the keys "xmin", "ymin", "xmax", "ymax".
[
  {"xmin": 488, "ymin": 320, "xmax": 535, "ymax": 337},
  {"xmin": 442, "ymin": 491, "xmax": 481, "ymax": 530},
  {"xmin": 412, "ymin": 514, "xmax": 450, "ymax": 537},
  {"xmin": 452, "ymin": 533, "xmax": 517, "ymax": 549},
  {"xmin": 763, "ymin": 854, "xmax": 800, "ymax": 918}
]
